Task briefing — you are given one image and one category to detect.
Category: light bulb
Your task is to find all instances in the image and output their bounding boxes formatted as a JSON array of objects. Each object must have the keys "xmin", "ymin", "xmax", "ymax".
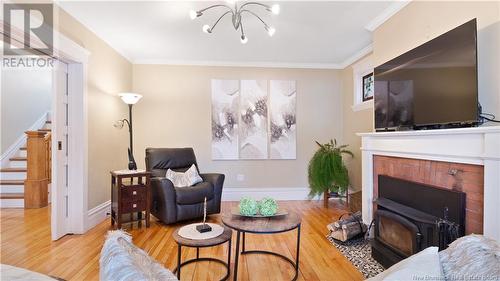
[
  {"xmin": 202, "ymin": 24, "xmax": 211, "ymax": 33},
  {"xmin": 267, "ymin": 26, "xmax": 275, "ymax": 37},
  {"xmin": 240, "ymin": 35, "xmax": 248, "ymax": 44},
  {"xmin": 271, "ymin": 4, "xmax": 280, "ymax": 15},
  {"xmin": 189, "ymin": 10, "xmax": 197, "ymax": 20}
]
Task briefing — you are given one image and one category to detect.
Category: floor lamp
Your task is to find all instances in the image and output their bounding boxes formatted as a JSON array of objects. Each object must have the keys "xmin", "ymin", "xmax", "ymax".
[{"xmin": 115, "ymin": 93, "xmax": 142, "ymax": 170}]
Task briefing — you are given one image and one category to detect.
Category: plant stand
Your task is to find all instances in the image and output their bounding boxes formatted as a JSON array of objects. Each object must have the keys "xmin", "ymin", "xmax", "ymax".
[{"xmin": 324, "ymin": 191, "xmax": 349, "ymax": 208}]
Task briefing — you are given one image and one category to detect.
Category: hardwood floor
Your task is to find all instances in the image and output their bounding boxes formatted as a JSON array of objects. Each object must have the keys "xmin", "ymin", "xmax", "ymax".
[{"xmin": 0, "ymin": 200, "xmax": 364, "ymax": 281}]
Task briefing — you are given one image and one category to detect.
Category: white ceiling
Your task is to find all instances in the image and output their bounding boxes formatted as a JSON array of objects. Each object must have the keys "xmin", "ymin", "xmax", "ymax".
[{"xmin": 59, "ymin": 1, "xmax": 407, "ymax": 68}]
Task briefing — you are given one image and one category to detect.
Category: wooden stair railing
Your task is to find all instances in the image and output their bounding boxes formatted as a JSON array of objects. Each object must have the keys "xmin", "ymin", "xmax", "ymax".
[{"xmin": 24, "ymin": 131, "xmax": 51, "ymax": 208}]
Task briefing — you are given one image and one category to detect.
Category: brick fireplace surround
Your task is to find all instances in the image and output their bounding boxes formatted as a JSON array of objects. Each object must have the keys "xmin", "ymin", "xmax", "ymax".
[{"xmin": 358, "ymin": 126, "xmax": 500, "ymax": 241}]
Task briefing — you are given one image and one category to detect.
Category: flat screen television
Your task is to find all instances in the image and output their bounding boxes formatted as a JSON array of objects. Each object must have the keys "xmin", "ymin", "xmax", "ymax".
[{"xmin": 374, "ymin": 19, "xmax": 478, "ymax": 131}]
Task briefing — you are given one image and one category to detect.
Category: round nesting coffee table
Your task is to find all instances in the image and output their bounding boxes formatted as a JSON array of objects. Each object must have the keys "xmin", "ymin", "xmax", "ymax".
[
  {"xmin": 222, "ymin": 212, "xmax": 302, "ymax": 281},
  {"xmin": 172, "ymin": 225, "xmax": 232, "ymax": 281}
]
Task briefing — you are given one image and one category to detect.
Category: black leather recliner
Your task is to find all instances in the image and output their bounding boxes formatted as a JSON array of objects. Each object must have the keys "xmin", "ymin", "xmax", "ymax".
[{"xmin": 145, "ymin": 148, "xmax": 224, "ymax": 224}]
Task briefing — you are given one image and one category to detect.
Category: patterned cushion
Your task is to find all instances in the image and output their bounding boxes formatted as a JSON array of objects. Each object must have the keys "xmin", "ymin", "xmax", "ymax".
[
  {"xmin": 166, "ymin": 164, "xmax": 202, "ymax": 187},
  {"xmin": 99, "ymin": 230, "xmax": 178, "ymax": 281}
]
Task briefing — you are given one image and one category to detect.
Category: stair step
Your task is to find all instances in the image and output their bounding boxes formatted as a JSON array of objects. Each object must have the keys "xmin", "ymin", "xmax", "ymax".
[
  {"xmin": 0, "ymin": 193, "xmax": 24, "ymax": 199},
  {"xmin": 45, "ymin": 121, "xmax": 52, "ymax": 124},
  {"xmin": 0, "ymin": 180, "xmax": 24, "ymax": 185},
  {"xmin": 20, "ymin": 147, "xmax": 27, "ymax": 151},
  {"xmin": 0, "ymin": 168, "xmax": 27, "ymax": 172},
  {"xmin": 9, "ymin": 157, "xmax": 27, "ymax": 161},
  {"xmin": 0, "ymin": 185, "xmax": 24, "ymax": 193},
  {"xmin": 0, "ymin": 198, "xmax": 24, "ymax": 208},
  {"xmin": 38, "ymin": 129, "xmax": 51, "ymax": 132}
]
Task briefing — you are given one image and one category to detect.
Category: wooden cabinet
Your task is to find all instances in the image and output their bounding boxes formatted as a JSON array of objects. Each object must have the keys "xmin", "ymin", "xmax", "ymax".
[{"xmin": 110, "ymin": 171, "xmax": 151, "ymax": 229}]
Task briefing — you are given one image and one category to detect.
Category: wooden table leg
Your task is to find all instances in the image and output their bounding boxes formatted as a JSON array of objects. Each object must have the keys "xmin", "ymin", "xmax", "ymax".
[{"xmin": 324, "ymin": 191, "xmax": 329, "ymax": 208}]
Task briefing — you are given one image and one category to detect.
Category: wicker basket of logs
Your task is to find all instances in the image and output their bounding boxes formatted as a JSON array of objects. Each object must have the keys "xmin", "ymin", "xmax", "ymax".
[{"xmin": 327, "ymin": 211, "xmax": 367, "ymax": 243}]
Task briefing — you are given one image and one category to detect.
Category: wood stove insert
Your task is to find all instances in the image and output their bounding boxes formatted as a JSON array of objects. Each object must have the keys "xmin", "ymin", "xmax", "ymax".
[{"xmin": 372, "ymin": 175, "xmax": 466, "ymax": 268}]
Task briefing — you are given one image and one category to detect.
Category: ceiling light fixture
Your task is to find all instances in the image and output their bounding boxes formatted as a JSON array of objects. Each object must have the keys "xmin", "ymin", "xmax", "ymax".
[{"xmin": 189, "ymin": 2, "xmax": 279, "ymax": 44}]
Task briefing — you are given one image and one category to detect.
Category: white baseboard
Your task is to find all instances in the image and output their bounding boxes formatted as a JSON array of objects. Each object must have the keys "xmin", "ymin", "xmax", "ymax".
[
  {"xmin": 86, "ymin": 200, "xmax": 111, "ymax": 231},
  {"xmin": 1, "ymin": 112, "xmax": 49, "ymax": 167},
  {"xmin": 221, "ymin": 187, "xmax": 314, "ymax": 201}
]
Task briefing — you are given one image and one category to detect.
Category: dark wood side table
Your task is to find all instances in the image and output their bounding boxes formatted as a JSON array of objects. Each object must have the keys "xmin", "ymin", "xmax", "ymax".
[
  {"xmin": 110, "ymin": 170, "xmax": 151, "ymax": 229},
  {"xmin": 222, "ymin": 212, "xmax": 302, "ymax": 281},
  {"xmin": 172, "ymin": 226, "xmax": 232, "ymax": 281}
]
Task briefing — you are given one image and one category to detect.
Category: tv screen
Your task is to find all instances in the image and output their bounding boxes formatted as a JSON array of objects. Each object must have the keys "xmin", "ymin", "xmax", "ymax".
[{"xmin": 374, "ymin": 19, "xmax": 478, "ymax": 130}]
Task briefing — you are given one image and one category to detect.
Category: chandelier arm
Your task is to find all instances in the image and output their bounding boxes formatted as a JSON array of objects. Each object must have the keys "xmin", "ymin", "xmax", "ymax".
[
  {"xmin": 210, "ymin": 11, "xmax": 233, "ymax": 32},
  {"xmin": 198, "ymin": 4, "xmax": 233, "ymax": 14},
  {"xmin": 239, "ymin": 2, "xmax": 271, "ymax": 11},
  {"xmin": 240, "ymin": 19, "xmax": 246, "ymax": 38},
  {"xmin": 240, "ymin": 9, "xmax": 269, "ymax": 28}
]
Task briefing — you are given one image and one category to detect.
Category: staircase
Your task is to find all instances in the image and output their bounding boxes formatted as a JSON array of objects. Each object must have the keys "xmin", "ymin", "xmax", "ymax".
[{"xmin": 0, "ymin": 120, "xmax": 52, "ymax": 208}]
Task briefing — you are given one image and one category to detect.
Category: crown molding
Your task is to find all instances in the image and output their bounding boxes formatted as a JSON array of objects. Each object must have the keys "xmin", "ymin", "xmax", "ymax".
[
  {"xmin": 132, "ymin": 43, "xmax": 373, "ymax": 70},
  {"xmin": 338, "ymin": 44, "xmax": 373, "ymax": 69},
  {"xmin": 364, "ymin": 0, "xmax": 412, "ymax": 32},
  {"xmin": 132, "ymin": 59, "xmax": 344, "ymax": 69}
]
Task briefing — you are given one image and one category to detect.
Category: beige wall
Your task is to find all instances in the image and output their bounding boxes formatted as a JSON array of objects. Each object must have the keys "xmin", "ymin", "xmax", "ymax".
[
  {"xmin": 342, "ymin": 1, "xmax": 500, "ymax": 191},
  {"xmin": 56, "ymin": 7, "xmax": 132, "ymax": 210},
  {"xmin": 341, "ymin": 58, "xmax": 374, "ymax": 191},
  {"xmin": 374, "ymin": 0, "xmax": 500, "ymax": 117},
  {"xmin": 132, "ymin": 65, "xmax": 342, "ymax": 189}
]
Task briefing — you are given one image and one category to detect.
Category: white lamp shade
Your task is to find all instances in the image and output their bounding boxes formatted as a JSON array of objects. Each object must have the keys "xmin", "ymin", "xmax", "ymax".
[{"xmin": 118, "ymin": 93, "xmax": 142, "ymax": 105}]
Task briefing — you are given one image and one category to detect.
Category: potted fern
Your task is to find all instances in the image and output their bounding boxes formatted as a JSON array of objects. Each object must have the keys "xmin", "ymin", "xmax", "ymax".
[{"xmin": 308, "ymin": 139, "xmax": 353, "ymax": 206}]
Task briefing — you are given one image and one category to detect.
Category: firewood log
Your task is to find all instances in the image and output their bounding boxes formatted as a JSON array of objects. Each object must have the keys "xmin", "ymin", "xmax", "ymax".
[
  {"xmin": 341, "ymin": 221, "xmax": 367, "ymax": 241},
  {"xmin": 327, "ymin": 222, "xmax": 341, "ymax": 232},
  {"xmin": 330, "ymin": 229, "xmax": 345, "ymax": 241},
  {"xmin": 333, "ymin": 211, "xmax": 362, "ymax": 228}
]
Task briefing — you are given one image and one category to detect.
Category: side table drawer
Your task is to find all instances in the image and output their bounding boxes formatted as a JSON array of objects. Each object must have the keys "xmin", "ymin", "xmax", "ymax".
[
  {"xmin": 122, "ymin": 185, "xmax": 147, "ymax": 201},
  {"xmin": 121, "ymin": 200, "xmax": 146, "ymax": 213}
]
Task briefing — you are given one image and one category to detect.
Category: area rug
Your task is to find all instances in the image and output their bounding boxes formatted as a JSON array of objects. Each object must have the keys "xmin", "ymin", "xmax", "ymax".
[{"xmin": 326, "ymin": 235, "xmax": 385, "ymax": 278}]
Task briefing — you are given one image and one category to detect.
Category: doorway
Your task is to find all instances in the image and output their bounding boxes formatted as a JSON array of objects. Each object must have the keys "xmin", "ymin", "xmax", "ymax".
[{"xmin": 1, "ymin": 26, "xmax": 89, "ymax": 240}]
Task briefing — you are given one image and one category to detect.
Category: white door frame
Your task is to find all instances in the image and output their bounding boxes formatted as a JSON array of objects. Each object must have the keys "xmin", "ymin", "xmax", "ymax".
[{"xmin": 51, "ymin": 32, "xmax": 90, "ymax": 239}]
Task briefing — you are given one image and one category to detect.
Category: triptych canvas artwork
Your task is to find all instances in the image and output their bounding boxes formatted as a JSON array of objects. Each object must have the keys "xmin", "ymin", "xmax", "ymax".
[{"xmin": 211, "ymin": 79, "xmax": 297, "ymax": 160}]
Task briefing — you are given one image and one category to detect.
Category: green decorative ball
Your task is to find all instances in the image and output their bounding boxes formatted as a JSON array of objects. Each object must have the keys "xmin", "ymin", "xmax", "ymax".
[
  {"xmin": 239, "ymin": 197, "xmax": 258, "ymax": 216},
  {"xmin": 258, "ymin": 197, "xmax": 278, "ymax": 216}
]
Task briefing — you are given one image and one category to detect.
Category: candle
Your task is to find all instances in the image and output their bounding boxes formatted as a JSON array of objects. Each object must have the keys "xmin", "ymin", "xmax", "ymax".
[{"xmin": 203, "ymin": 197, "xmax": 207, "ymax": 225}]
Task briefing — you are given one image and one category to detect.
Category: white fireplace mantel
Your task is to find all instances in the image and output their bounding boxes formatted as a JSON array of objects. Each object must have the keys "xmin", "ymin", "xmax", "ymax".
[{"xmin": 357, "ymin": 126, "xmax": 500, "ymax": 241}]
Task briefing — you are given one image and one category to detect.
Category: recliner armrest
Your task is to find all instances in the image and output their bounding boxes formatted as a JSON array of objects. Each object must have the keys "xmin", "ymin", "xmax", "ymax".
[
  {"xmin": 200, "ymin": 173, "xmax": 223, "ymax": 190},
  {"xmin": 200, "ymin": 173, "xmax": 225, "ymax": 213},
  {"xmin": 150, "ymin": 177, "xmax": 177, "ymax": 224}
]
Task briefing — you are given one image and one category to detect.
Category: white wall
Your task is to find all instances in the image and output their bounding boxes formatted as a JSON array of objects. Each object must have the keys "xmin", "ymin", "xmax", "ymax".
[{"xmin": 1, "ymin": 67, "xmax": 52, "ymax": 154}]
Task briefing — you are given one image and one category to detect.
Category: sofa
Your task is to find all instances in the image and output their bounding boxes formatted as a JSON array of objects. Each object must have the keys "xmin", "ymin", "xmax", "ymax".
[
  {"xmin": 145, "ymin": 148, "xmax": 225, "ymax": 224},
  {"xmin": 368, "ymin": 234, "xmax": 500, "ymax": 281}
]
